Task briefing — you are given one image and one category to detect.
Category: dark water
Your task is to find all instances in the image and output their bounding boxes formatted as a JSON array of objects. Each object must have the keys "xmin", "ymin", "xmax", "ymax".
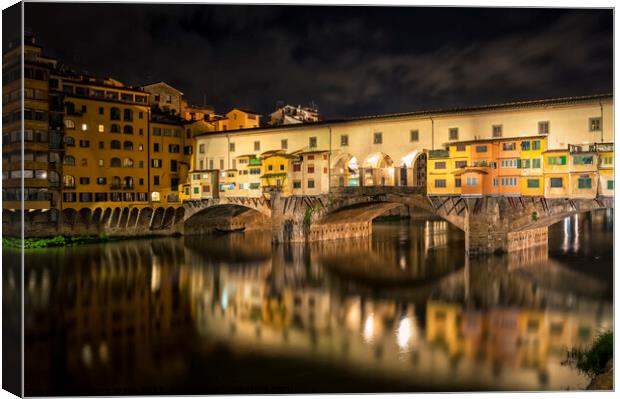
[{"xmin": 8, "ymin": 210, "xmax": 613, "ymax": 394}]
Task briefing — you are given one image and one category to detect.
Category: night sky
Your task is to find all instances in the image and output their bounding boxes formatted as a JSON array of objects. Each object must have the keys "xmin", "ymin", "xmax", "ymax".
[{"xmin": 22, "ymin": 3, "xmax": 613, "ymax": 119}]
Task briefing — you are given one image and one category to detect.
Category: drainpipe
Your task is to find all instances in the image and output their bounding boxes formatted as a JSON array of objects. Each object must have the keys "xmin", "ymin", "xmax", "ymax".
[
  {"xmin": 599, "ymin": 102, "xmax": 604, "ymax": 143},
  {"xmin": 328, "ymin": 125, "xmax": 332, "ymax": 191},
  {"xmin": 430, "ymin": 116, "xmax": 435, "ymax": 150},
  {"xmin": 227, "ymin": 134, "xmax": 230, "ymax": 169}
]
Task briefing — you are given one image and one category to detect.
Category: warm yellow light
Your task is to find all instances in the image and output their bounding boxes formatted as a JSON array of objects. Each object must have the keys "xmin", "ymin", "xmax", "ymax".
[
  {"xmin": 363, "ymin": 313, "xmax": 374, "ymax": 343},
  {"xmin": 397, "ymin": 316, "xmax": 412, "ymax": 351},
  {"xmin": 81, "ymin": 123, "xmax": 87, "ymax": 131}
]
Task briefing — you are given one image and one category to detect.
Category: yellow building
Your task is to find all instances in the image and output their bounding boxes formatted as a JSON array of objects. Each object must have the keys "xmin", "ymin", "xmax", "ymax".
[
  {"xmin": 214, "ymin": 108, "xmax": 261, "ymax": 131},
  {"xmin": 426, "ymin": 149, "xmax": 455, "ymax": 195},
  {"xmin": 596, "ymin": 143, "xmax": 614, "ymax": 197},
  {"xmin": 187, "ymin": 170, "xmax": 218, "ymax": 200},
  {"xmin": 149, "ymin": 112, "xmax": 190, "ymax": 206},
  {"xmin": 2, "ymin": 37, "xmax": 60, "ymax": 212},
  {"xmin": 60, "ymin": 75, "xmax": 151, "ymax": 210},
  {"xmin": 568, "ymin": 148, "xmax": 599, "ymax": 199},
  {"xmin": 542, "ymin": 149, "xmax": 569, "ymax": 198},
  {"xmin": 519, "ymin": 137, "xmax": 547, "ymax": 196},
  {"xmin": 260, "ymin": 150, "xmax": 291, "ymax": 196}
]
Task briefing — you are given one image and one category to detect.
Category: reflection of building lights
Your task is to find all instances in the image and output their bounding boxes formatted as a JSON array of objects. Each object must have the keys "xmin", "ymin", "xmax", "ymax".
[
  {"xmin": 562, "ymin": 217, "xmax": 570, "ymax": 252},
  {"xmin": 397, "ymin": 317, "xmax": 412, "ymax": 351},
  {"xmin": 399, "ymin": 255, "xmax": 407, "ymax": 270},
  {"xmin": 363, "ymin": 314, "xmax": 375, "ymax": 343},
  {"xmin": 150, "ymin": 263, "xmax": 161, "ymax": 291},
  {"xmin": 98, "ymin": 342, "xmax": 109, "ymax": 364},
  {"xmin": 221, "ymin": 287, "xmax": 228, "ymax": 310},
  {"xmin": 82, "ymin": 344, "xmax": 93, "ymax": 367}
]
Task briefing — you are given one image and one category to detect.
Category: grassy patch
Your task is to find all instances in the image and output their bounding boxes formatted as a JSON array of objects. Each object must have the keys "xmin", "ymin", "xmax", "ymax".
[
  {"xmin": 2, "ymin": 234, "xmax": 163, "ymax": 249},
  {"xmin": 562, "ymin": 329, "xmax": 613, "ymax": 378}
]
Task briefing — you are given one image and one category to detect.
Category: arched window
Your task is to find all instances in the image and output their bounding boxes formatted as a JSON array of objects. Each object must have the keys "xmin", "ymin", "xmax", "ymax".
[
  {"xmin": 110, "ymin": 157, "xmax": 121, "ymax": 167},
  {"xmin": 64, "ymin": 136, "xmax": 75, "ymax": 147},
  {"xmin": 110, "ymin": 140, "xmax": 121, "ymax": 149},
  {"xmin": 48, "ymin": 171, "xmax": 60, "ymax": 187},
  {"xmin": 63, "ymin": 175, "xmax": 75, "ymax": 188},
  {"xmin": 49, "ymin": 152, "xmax": 61, "ymax": 163},
  {"xmin": 123, "ymin": 125, "xmax": 133, "ymax": 134},
  {"xmin": 110, "ymin": 124, "xmax": 120, "ymax": 133},
  {"xmin": 110, "ymin": 107, "xmax": 121, "ymax": 121},
  {"xmin": 123, "ymin": 176, "xmax": 133, "ymax": 189},
  {"xmin": 123, "ymin": 158, "xmax": 133, "ymax": 168},
  {"xmin": 123, "ymin": 109, "xmax": 133, "ymax": 121},
  {"xmin": 63, "ymin": 155, "xmax": 75, "ymax": 166},
  {"xmin": 111, "ymin": 176, "xmax": 121, "ymax": 188},
  {"xmin": 123, "ymin": 141, "xmax": 133, "ymax": 151},
  {"xmin": 64, "ymin": 119, "xmax": 75, "ymax": 129}
]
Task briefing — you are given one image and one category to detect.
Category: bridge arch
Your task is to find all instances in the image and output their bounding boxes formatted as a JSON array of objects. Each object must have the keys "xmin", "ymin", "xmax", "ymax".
[
  {"xmin": 183, "ymin": 203, "xmax": 270, "ymax": 235},
  {"xmin": 331, "ymin": 153, "xmax": 360, "ymax": 187},
  {"xmin": 362, "ymin": 152, "xmax": 395, "ymax": 187}
]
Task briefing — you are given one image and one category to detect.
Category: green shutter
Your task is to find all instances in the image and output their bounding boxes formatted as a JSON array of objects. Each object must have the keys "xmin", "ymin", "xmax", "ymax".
[
  {"xmin": 560, "ymin": 156, "xmax": 566, "ymax": 165},
  {"xmin": 608, "ymin": 180, "xmax": 614, "ymax": 190}
]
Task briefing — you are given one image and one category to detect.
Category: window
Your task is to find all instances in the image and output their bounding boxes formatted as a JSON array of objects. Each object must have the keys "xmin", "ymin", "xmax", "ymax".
[
  {"xmin": 449, "ymin": 128, "xmax": 459, "ymax": 140},
  {"xmin": 97, "ymin": 177, "xmax": 107, "ymax": 185},
  {"xmin": 522, "ymin": 159, "xmax": 530, "ymax": 168},
  {"xmin": 124, "ymin": 141, "xmax": 133, "ymax": 151},
  {"xmin": 456, "ymin": 144, "xmax": 466, "ymax": 152},
  {"xmin": 548, "ymin": 155, "xmax": 567, "ymax": 166},
  {"xmin": 219, "ymin": 159, "xmax": 224, "ymax": 170},
  {"xmin": 99, "ymin": 107, "xmax": 104, "ymax": 115},
  {"xmin": 98, "ymin": 159, "xmax": 104, "ymax": 167},
  {"xmin": 410, "ymin": 130, "xmax": 419, "ymax": 142},
  {"xmin": 293, "ymin": 180, "xmax": 302, "ymax": 189},
  {"xmin": 538, "ymin": 121, "xmax": 549, "ymax": 135},
  {"xmin": 476, "ymin": 145, "xmax": 487, "ymax": 153},
  {"xmin": 229, "ymin": 142, "xmax": 235, "ymax": 152},
  {"xmin": 123, "ymin": 158, "xmax": 133, "ymax": 168},
  {"xmin": 492, "ymin": 125, "xmax": 502, "ymax": 138},
  {"xmin": 171, "ymin": 160, "xmax": 178, "ymax": 172},
  {"xmin": 151, "ymin": 159, "xmax": 162, "ymax": 168},
  {"xmin": 502, "ymin": 142, "xmax": 516, "ymax": 151},
  {"xmin": 63, "ymin": 156, "xmax": 75, "ymax": 166},
  {"xmin": 532, "ymin": 158, "xmax": 541, "ymax": 168},
  {"xmin": 209, "ymin": 160, "xmax": 214, "ymax": 169},
  {"xmin": 527, "ymin": 179, "xmax": 540, "ymax": 188},
  {"xmin": 340, "ymin": 135, "xmax": 349, "ymax": 146},
  {"xmin": 254, "ymin": 141, "xmax": 260, "ymax": 151},
  {"xmin": 455, "ymin": 160, "xmax": 467, "ymax": 168},
  {"xmin": 373, "ymin": 132, "xmax": 382, "ymax": 144},
  {"xmin": 573, "ymin": 154, "xmax": 593, "ymax": 165},
  {"xmin": 307, "ymin": 165, "xmax": 315, "ymax": 174},
  {"xmin": 154, "ymin": 176, "xmax": 160, "ymax": 185},
  {"xmin": 281, "ymin": 139, "xmax": 288, "ymax": 150},
  {"xmin": 521, "ymin": 141, "xmax": 531, "ymax": 151},
  {"xmin": 293, "ymin": 163, "xmax": 301, "ymax": 172},
  {"xmin": 434, "ymin": 179, "xmax": 446, "ymax": 188},
  {"xmin": 111, "ymin": 140, "xmax": 121, "ymax": 149},
  {"xmin": 550, "ymin": 177, "xmax": 563, "ymax": 188},
  {"xmin": 493, "ymin": 178, "xmax": 498, "ymax": 187},
  {"xmin": 168, "ymin": 144, "xmax": 180, "ymax": 153},
  {"xmin": 79, "ymin": 177, "xmax": 90, "ymax": 185},
  {"xmin": 607, "ymin": 180, "xmax": 614, "ymax": 190},
  {"xmin": 501, "ymin": 177, "xmax": 518, "ymax": 186},
  {"xmin": 466, "ymin": 177, "xmax": 478, "ymax": 187},
  {"xmin": 577, "ymin": 177, "xmax": 592, "ymax": 189},
  {"xmin": 309, "ymin": 136, "xmax": 317, "ymax": 148},
  {"xmin": 123, "ymin": 125, "xmax": 133, "ymax": 134},
  {"xmin": 532, "ymin": 140, "xmax": 541, "ymax": 150},
  {"xmin": 434, "ymin": 161, "xmax": 446, "ymax": 169},
  {"xmin": 589, "ymin": 117, "xmax": 601, "ymax": 132},
  {"xmin": 500, "ymin": 159, "xmax": 518, "ymax": 168},
  {"xmin": 455, "ymin": 178, "xmax": 461, "ymax": 188},
  {"xmin": 307, "ymin": 179, "xmax": 315, "ymax": 188},
  {"xmin": 123, "ymin": 109, "xmax": 133, "ymax": 121},
  {"xmin": 110, "ymin": 124, "xmax": 120, "ymax": 133},
  {"xmin": 98, "ymin": 124, "xmax": 104, "ymax": 133},
  {"xmin": 110, "ymin": 157, "xmax": 121, "ymax": 167},
  {"xmin": 64, "ymin": 136, "xmax": 75, "ymax": 147},
  {"xmin": 199, "ymin": 144, "xmax": 205, "ymax": 154},
  {"xmin": 64, "ymin": 119, "xmax": 75, "ymax": 129},
  {"xmin": 110, "ymin": 107, "xmax": 121, "ymax": 121},
  {"xmin": 79, "ymin": 140, "xmax": 90, "ymax": 148}
]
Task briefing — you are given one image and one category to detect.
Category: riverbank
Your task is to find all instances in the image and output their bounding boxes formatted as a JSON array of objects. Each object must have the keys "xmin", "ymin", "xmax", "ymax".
[
  {"xmin": 2, "ymin": 233, "xmax": 176, "ymax": 249},
  {"xmin": 587, "ymin": 360, "xmax": 613, "ymax": 390}
]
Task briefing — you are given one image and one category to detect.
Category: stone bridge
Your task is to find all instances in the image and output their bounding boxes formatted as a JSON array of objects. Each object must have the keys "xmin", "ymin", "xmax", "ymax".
[{"xmin": 7, "ymin": 185, "xmax": 613, "ymax": 256}]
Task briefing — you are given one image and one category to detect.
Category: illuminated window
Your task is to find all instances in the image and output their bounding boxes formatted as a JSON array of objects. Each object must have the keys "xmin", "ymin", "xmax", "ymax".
[
  {"xmin": 81, "ymin": 123, "xmax": 87, "ymax": 131},
  {"xmin": 98, "ymin": 124, "xmax": 104, "ymax": 133}
]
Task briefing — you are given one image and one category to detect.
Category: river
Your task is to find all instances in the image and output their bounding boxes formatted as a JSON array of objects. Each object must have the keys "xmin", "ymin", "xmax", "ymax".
[{"xmin": 4, "ymin": 209, "xmax": 613, "ymax": 394}]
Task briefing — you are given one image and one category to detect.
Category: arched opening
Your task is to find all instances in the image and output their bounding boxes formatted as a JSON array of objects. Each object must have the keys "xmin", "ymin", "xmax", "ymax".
[
  {"xmin": 137, "ymin": 207, "xmax": 153, "ymax": 229},
  {"xmin": 184, "ymin": 204, "xmax": 270, "ymax": 235},
  {"xmin": 150, "ymin": 207, "xmax": 166, "ymax": 229},
  {"xmin": 77, "ymin": 208, "xmax": 92, "ymax": 228},
  {"xmin": 91, "ymin": 208, "xmax": 103, "ymax": 225},
  {"xmin": 119, "ymin": 207, "xmax": 130, "ymax": 227},
  {"xmin": 161, "ymin": 207, "xmax": 176, "ymax": 229},
  {"xmin": 110, "ymin": 207, "xmax": 122, "ymax": 227},
  {"xmin": 399, "ymin": 151, "xmax": 427, "ymax": 188},
  {"xmin": 362, "ymin": 152, "xmax": 395, "ymax": 186},
  {"xmin": 128, "ymin": 208, "xmax": 140, "ymax": 227},
  {"xmin": 331, "ymin": 154, "xmax": 360, "ymax": 188}
]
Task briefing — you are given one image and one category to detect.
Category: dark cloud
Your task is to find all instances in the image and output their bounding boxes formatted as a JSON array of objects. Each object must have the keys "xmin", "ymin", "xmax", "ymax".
[{"xmin": 23, "ymin": 4, "xmax": 612, "ymax": 119}]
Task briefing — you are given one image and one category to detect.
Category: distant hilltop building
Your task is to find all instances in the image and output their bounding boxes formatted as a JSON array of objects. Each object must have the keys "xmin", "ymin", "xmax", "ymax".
[{"xmin": 269, "ymin": 104, "xmax": 319, "ymax": 126}]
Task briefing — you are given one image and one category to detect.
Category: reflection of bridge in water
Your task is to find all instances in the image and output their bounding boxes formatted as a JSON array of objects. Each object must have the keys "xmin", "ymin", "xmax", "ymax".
[{"xmin": 14, "ymin": 217, "xmax": 612, "ymax": 393}]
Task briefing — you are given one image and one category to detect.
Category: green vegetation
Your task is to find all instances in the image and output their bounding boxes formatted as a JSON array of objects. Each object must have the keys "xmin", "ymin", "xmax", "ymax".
[
  {"xmin": 304, "ymin": 205, "xmax": 319, "ymax": 226},
  {"xmin": 3, "ymin": 234, "xmax": 162, "ymax": 249},
  {"xmin": 531, "ymin": 211, "xmax": 539, "ymax": 221},
  {"xmin": 563, "ymin": 329, "xmax": 613, "ymax": 378}
]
